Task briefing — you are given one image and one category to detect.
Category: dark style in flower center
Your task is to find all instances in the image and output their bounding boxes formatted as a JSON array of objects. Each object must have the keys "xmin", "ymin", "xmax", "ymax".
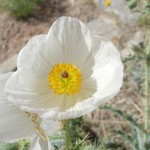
[{"xmin": 61, "ymin": 71, "xmax": 69, "ymax": 78}]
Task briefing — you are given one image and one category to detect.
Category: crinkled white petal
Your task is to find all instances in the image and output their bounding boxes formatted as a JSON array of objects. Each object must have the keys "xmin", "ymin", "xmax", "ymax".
[
  {"xmin": 17, "ymin": 34, "xmax": 47, "ymax": 69},
  {"xmin": 30, "ymin": 134, "xmax": 53, "ymax": 150},
  {"xmin": 92, "ymin": 36, "xmax": 123, "ymax": 100},
  {"xmin": 5, "ymin": 17, "xmax": 123, "ymax": 120},
  {"xmin": 5, "ymin": 71, "xmax": 64, "ymax": 109},
  {"xmin": 5, "ymin": 68, "xmax": 48, "ymax": 93},
  {"xmin": 45, "ymin": 16, "xmax": 93, "ymax": 68},
  {"xmin": 0, "ymin": 73, "xmax": 35, "ymax": 143}
]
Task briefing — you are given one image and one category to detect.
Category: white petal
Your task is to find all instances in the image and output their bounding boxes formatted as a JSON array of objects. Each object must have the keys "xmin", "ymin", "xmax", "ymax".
[
  {"xmin": 45, "ymin": 16, "xmax": 93, "ymax": 69},
  {"xmin": 0, "ymin": 73, "xmax": 35, "ymax": 143},
  {"xmin": 92, "ymin": 36, "xmax": 123, "ymax": 100},
  {"xmin": 42, "ymin": 103, "xmax": 96, "ymax": 120},
  {"xmin": 17, "ymin": 34, "xmax": 47, "ymax": 68},
  {"xmin": 17, "ymin": 34, "xmax": 51, "ymax": 87},
  {"xmin": 5, "ymin": 71, "xmax": 64, "ymax": 111},
  {"xmin": 5, "ymin": 68, "xmax": 48, "ymax": 92},
  {"xmin": 30, "ymin": 134, "xmax": 52, "ymax": 150}
]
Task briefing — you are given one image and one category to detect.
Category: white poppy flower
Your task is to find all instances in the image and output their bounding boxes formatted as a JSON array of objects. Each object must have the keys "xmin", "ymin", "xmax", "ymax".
[
  {"xmin": 0, "ymin": 73, "xmax": 57, "ymax": 150},
  {"xmin": 5, "ymin": 17, "xmax": 123, "ymax": 120}
]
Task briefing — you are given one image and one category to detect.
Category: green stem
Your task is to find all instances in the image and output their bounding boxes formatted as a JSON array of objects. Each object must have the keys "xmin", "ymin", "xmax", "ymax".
[
  {"xmin": 65, "ymin": 120, "xmax": 71, "ymax": 150},
  {"xmin": 18, "ymin": 140, "xmax": 24, "ymax": 150},
  {"xmin": 144, "ymin": 32, "xmax": 150, "ymax": 144},
  {"xmin": 144, "ymin": 56, "xmax": 150, "ymax": 143},
  {"xmin": 143, "ymin": 0, "xmax": 148, "ymax": 6}
]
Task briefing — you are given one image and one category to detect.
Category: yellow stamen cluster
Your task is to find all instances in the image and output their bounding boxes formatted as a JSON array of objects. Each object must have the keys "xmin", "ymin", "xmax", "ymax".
[
  {"xmin": 48, "ymin": 64, "xmax": 82, "ymax": 95},
  {"xmin": 105, "ymin": 0, "xmax": 111, "ymax": 6}
]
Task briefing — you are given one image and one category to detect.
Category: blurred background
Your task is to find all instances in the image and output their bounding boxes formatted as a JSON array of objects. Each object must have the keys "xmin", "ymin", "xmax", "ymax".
[{"xmin": 0, "ymin": 0, "xmax": 149, "ymax": 149}]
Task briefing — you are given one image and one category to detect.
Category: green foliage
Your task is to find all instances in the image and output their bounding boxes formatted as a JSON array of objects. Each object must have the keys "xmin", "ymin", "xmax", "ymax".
[
  {"xmin": 72, "ymin": 137, "xmax": 88, "ymax": 150},
  {"xmin": 134, "ymin": 127, "xmax": 143, "ymax": 150},
  {"xmin": 0, "ymin": 0, "xmax": 44, "ymax": 19},
  {"xmin": 126, "ymin": 0, "xmax": 150, "ymax": 26},
  {"xmin": 123, "ymin": 42, "xmax": 146, "ymax": 63},
  {"xmin": 112, "ymin": 127, "xmax": 144, "ymax": 150},
  {"xmin": 50, "ymin": 131, "xmax": 64, "ymax": 149},
  {"xmin": 51, "ymin": 139, "xmax": 64, "ymax": 149},
  {"xmin": 104, "ymin": 142, "xmax": 127, "ymax": 150},
  {"xmin": 69, "ymin": 117, "xmax": 84, "ymax": 144},
  {"xmin": 138, "ymin": 15, "xmax": 150, "ymax": 26},
  {"xmin": 0, "ymin": 140, "xmax": 30, "ymax": 150},
  {"xmin": 127, "ymin": 0, "xmax": 139, "ymax": 9},
  {"xmin": 50, "ymin": 117, "xmax": 99, "ymax": 150},
  {"xmin": 99, "ymin": 106, "xmax": 150, "ymax": 150},
  {"xmin": 100, "ymin": 106, "xmax": 143, "ymax": 131},
  {"xmin": 123, "ymin": 54, "xmax": 144, "ymax": 63},
  {"xmin": 0, "ymin": 143, "xmax": 19, "ymax": 150}
]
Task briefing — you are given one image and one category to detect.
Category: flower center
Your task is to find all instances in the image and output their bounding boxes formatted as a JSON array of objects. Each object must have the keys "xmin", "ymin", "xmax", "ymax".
[{"xmin": 48, "ymin": 64, "xmax": 82, "ymax": 95}]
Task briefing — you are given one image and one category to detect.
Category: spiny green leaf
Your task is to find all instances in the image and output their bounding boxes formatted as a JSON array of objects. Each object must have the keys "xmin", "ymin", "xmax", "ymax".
[
  {"xmin": 113, "ymin": 130, "xmax": 133, "ymax": 142},
  {"xmin": 104, "ymin": 142, "xmax": 127, "ymax": 150},
  {"xmin": 113, "ymin": 130, "xmax": 137, "ymax": 150},
  {"xmin": 127, "ymin": 0, "xmax": 138, "ymax": 9},
  {"xmin": 133, "ymin": 127, "xmax": 144, "ymax": 150},
  {"xmin": 99, "ymin": 106, "xmax": 145, "ymax": 132}
]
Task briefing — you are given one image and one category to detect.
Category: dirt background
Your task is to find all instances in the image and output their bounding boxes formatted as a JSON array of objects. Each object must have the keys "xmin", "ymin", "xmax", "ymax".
[{"xmin": 0, "ymin": 0, "xmax": 100, "ymax": 63}]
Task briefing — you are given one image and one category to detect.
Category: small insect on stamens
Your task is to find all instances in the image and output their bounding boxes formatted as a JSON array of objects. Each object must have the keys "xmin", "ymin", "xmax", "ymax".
[{"xmin": 62, "ymin": 71, "xmax": 69, "ymax": 78}]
